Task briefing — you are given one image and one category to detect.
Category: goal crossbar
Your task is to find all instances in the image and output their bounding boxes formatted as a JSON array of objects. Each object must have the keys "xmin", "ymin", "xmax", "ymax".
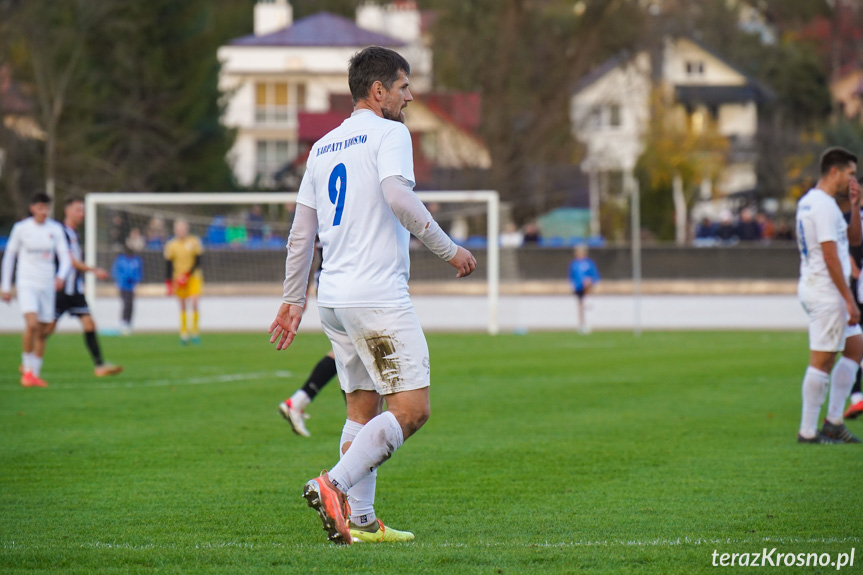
[{"xmin": 84, "ymin": 191, "xmax": 499, "ymax": 335}]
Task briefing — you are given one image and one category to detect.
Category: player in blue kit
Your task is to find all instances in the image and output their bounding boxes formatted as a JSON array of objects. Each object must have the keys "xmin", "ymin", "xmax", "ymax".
[{"xmin": 569, "ymin": 245, "xmax": 600, "ymax": 334}]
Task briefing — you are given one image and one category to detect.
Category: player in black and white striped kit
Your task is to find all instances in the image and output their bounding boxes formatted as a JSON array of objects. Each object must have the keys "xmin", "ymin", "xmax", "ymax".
[{"xmin": 44, "ymin": 196, "xmax": 123, "ymax": 377}]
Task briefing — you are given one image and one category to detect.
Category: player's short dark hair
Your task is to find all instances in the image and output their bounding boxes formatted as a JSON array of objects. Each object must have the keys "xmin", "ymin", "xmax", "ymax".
[
  {"xmin": 65, "ymin": 195, "xmax": 84, "ymax": 206},
  {"xmin": 820, "ymin": 147, "xmax": 858, "ymax": 175},
  {"xmin": 30, "ymin": 193, "xmax": 51, "ymax": 205},
  {"xmin": 348, "ymin": 46, "xmax": 410, "ymax": 105}
]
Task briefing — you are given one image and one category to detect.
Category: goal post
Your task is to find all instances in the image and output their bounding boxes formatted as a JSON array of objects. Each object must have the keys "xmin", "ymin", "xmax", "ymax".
[{"xmin": 84, "ymin": 191, "xmax": 499, "ymax": 335}]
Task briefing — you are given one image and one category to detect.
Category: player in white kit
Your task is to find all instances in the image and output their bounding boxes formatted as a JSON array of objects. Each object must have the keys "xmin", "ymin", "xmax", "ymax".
[
  {"xmin": 269, "ymin": 46, "xmax": 476, "ymax": 544},
  {"xmin": 1, "ymin": 193, "xmax": 72, "ymax": 387},
  {"xmin": 796, "ymin": 147, "xmax": 862, "ymax": 443}
]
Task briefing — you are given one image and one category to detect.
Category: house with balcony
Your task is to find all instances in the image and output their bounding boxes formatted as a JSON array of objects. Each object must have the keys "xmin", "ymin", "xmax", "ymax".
[
  {"xmin": 569, "ymin": 36, "xmax": 774, "ymax": 235},
  {"xmin": 217, "ymin": 0, "xmax": 488, "ymax": 190}
]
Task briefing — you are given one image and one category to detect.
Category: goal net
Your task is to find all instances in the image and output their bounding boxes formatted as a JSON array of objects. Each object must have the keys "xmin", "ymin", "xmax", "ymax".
[{"xmin": 84, "ymin": 191, "xmax": 499, "ymax": 334}]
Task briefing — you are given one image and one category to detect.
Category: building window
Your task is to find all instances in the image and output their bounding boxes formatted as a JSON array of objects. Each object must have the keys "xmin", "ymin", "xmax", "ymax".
[
  {"xmin": 256, "ymin": 139, "xmax": 290, "ymax": 183},
  {"xmin": 255, "ymin": 82, "xmax": 306, "ymax": 124},
  {"xmin": 588, "ymin": 103, "xmax": 621, "ymax": 130},
  {"xmin": 297, "ymin": 83, "xmax": 306, "ymax": 110},
  {"xmin": 608, "ymin": 104, "xmax": 622, "ymax": 127},
  {"xmin": 685, "ymin": 61, "xmax": 704, "ymax": 76}
]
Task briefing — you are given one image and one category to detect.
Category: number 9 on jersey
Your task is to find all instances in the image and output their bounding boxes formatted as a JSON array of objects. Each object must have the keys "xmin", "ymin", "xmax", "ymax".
[{"xmin": 328, "ymin": 163, "xmax": 347, "ymax": 226}]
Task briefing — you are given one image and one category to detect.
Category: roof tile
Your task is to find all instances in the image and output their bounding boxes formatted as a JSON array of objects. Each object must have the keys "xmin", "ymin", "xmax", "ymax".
[{"xmin": 230, "ymin": 11, "xmax": 404, "ymax": 47}]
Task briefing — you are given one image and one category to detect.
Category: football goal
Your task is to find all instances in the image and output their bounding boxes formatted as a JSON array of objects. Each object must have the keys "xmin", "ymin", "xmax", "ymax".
[{"xmin": 84, "ymin": 191, "xmax": 500, "ymax": 334}]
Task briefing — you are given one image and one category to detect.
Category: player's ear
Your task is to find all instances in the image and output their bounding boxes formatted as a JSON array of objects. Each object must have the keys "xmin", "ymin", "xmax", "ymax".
[{"xmin": 371, "ymin": 80, "xmax": 384, "ymax": 101}]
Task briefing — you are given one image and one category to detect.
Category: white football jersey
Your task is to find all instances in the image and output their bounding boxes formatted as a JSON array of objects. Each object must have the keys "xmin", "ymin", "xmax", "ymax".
[
  {"xmin": 1, "ymin": 217, "xmax": 71, "ymax": 292},
  {"xmin": 297, "ymin": 110, "xmax": 416, "ymax": 307},
  {"xmin": 796, "ymin": 188, "xmax": 850, "ymax": 299}
]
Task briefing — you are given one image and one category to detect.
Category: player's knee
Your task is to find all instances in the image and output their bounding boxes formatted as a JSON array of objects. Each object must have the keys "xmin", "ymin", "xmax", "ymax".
[{"xmin": 404, "ymin": 404, "xmax": 430, "ymax": 436}]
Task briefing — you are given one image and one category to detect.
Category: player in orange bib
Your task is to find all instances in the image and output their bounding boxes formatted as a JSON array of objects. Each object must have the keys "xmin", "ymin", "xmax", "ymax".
[{"xmin": 164, "ymin": 219, "xmax": 203, "ymax": 344}]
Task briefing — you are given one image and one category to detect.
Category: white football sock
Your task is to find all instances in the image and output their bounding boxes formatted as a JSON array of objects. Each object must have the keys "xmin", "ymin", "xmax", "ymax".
[
  {"xmin": 800, "ymin": 366, "xmax": 829, "ymax": 438},
  {"xmin": 30, "ymin": 355, "xmax": 43, "ymax": 377},
  {"xmin": 328, "ymin": 411, "xmax": 403, "ymax": 494},
  {"xmin": 339, "ymin": 419, "xmax": 377, "ymax": 527},
  {"xmin": 22, "ymin": 352, "xmax": 29, "ymax": 372},
  {"xmin": 851, "ymin": 391, "xmax": 863, "ymax": 404},
  {"xmin": 826, "ymin": 356, "xmax": 857, "ymax": 425},
  {"xmin": 290, "ymin": 389, "xmax": 310, "ymax": 411}
]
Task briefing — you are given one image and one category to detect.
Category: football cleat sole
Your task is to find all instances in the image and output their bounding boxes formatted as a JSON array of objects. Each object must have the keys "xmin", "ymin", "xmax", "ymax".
[{"xmin": 303, "ymin": 476, "xmax": 351, "ymax": 545}]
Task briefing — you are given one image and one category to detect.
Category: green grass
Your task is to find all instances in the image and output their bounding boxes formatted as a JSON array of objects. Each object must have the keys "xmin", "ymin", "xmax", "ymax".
[{"xmin": 1, "ymin": 330, "xmax": 861, "ymax": 574}]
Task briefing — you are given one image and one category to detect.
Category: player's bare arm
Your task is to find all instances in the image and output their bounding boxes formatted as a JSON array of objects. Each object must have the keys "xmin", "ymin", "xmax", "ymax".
[
  {"xmin": 822, "ymin": 240, "xmax": 860, "ymax": 325},
  {"xmin": 70, "ymin": 256, "xmax": 109, "ymax": 280}
]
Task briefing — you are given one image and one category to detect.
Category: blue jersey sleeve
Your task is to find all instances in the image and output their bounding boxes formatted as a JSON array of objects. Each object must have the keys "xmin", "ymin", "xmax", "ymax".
[{"xmin": 588, "ymin": 260, "xmax": 600, "ymax": 283}]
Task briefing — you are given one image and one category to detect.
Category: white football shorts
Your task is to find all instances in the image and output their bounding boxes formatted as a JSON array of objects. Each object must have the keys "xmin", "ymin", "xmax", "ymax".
[
  {"xmin": 319, "ymin": 306, "xmax": 431, "ymax": 395},
  {"xmin": 17, "ymin": 284, "xmax": 57, "ymax": 323},
  {"xmin": 800, "ymin": 295, "xmax": 863, "ymax": 352}
]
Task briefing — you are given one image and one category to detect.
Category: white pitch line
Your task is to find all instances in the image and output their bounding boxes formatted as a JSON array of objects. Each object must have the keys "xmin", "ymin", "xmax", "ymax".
[
  {"xmin": 0, "ymin": 370, "xmax": 293, "ymax": 391},
  {"xmin": 3, "ymin": 536, "xmax": 859, "ymax": 551}
]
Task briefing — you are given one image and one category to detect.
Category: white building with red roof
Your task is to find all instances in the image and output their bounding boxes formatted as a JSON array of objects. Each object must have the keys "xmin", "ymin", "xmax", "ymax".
[{"xmin": 217, "ymin": 0, "xmax": 436, "ymax": 187}]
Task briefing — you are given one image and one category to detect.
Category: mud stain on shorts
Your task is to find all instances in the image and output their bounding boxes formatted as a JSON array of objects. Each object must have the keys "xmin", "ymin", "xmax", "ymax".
[{"xmin": 363, "ymin": 332, "xmax": 404, "ymax": 394}]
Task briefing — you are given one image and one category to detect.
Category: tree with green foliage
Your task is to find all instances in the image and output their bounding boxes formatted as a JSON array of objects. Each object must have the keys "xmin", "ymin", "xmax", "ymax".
[
  {"xmin": 0, "ymin": 0, "xmax": 251, "ymax": 225},
  {"xmin": 636, "ymin": 89, "xmax": 728, "ymax": 242},
  {"xmin": 427, "ymin": 0, "xmax": 643, "ymax": 224}
]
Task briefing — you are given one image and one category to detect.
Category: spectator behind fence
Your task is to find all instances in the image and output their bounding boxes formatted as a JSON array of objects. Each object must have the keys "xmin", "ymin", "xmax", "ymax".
[
  {"xmin": 756, "ymin": 212, "xmax": 776, "ymax": 241},
  {"xmin": 247, "ymin": 205, "xmax": 264, "ymax": 241},
  {"xmin": 112, "ymin": 242, "xmax": 143, "ymax": 335},
  {"xmin": 109, "ymin": 212, "xmax": 129, "ymax": 250},
  {"xmin": 736, "ymin": 208, "xmax": 761, "ymax": 241},
  {"xmin": 715, "ymin": 210, "xmax": 737, "ymax": 243},
  {"xmin": 126, "ymin": 227, "xmax": 145, "ymax": 252},
  {"xmin": 775, "ymin": 218, "xmax": 795, "ymax": 241},
  {"xmin": 523, "ymin": 222, "xmax": 541, "ymax": 244},
  {"xmin": 694, "ymin": 217, "xmax": 718, "ymax": 246},
  {"xmin": 146, "ymin": 217, "xmax": 167, "ymax": 249},
  {"xmin": 500, "ymin": 222, "xmax": 524, "ymax": 248}
]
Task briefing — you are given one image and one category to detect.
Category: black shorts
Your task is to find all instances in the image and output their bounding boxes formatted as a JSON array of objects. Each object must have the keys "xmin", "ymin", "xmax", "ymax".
[
  {"xmin": 574, "ymin": 288, "xmax": 586, "ymax": 299},
  {"xmin": 56, "ymin": 291, "xmax": 91, "ymax": 319}
]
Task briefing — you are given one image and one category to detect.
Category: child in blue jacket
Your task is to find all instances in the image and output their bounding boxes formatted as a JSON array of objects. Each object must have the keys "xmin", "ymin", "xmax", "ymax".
[
  {"xmin": 569, "ymin": 245, "xmax": 600, "ymax": 334},
  {"xmin": 112, "ymin": 244, "xmax": 143, "ymax": 334}
]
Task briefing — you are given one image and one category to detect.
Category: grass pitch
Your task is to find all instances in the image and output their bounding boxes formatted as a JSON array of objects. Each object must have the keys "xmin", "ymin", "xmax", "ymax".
[{"xmin": 1, "ymin": 330, "xmax": 861, "ymax": 574}]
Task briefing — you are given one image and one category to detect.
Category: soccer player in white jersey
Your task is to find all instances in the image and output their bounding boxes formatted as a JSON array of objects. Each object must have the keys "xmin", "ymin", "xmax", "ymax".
[
  {"xmin": 1, "ymin": 193, "xmax": 72, "ymax": 387},
  {"xmin": 43, "ymin": 196, "xmax": 123, "ymax": 377},
  {"xmin": 269, "ymin": 46, "xmax": 476, "ymax": 544},
  {"xmin": 795, "ymin": 147, "xmax": 863, "ymax": 444}
]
